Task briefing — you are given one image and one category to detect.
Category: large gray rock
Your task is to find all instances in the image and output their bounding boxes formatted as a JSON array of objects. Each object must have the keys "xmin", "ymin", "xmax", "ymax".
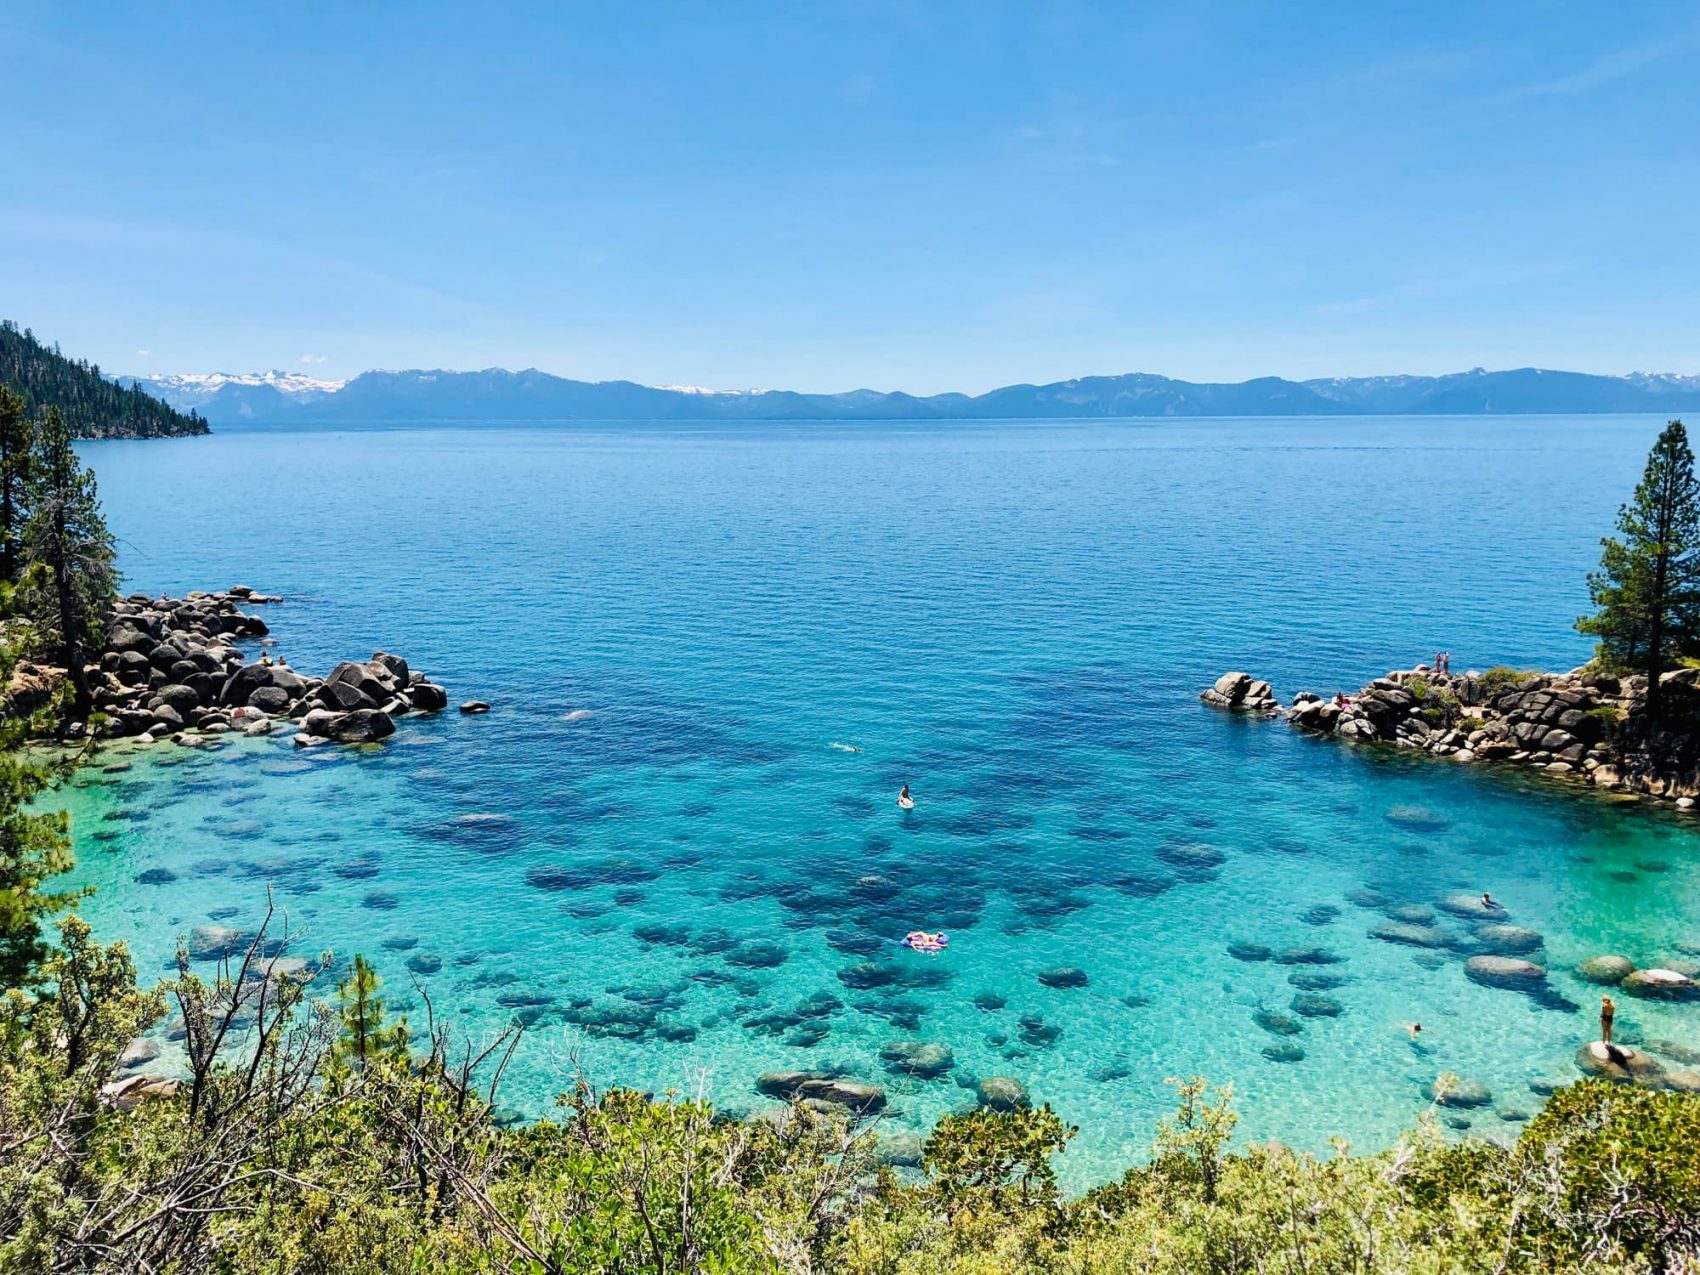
[
  {"xmin": 794, "ymin": 1078, "xmax": 886, "ymax": 1112},
  {"xmin": 1621, "ymin": 968, "xmax": 1698, "ymax": 999},
  {"xmin": 1201, "ymin": 671, "xmax": 1278, "ymax": 712},
  {"xmin": 324, "ymin": 660, "xmax": 400, "ymax": 706},
  {"xmin": 1575, "ymin": 1041, "xmax": 1666, "ymax": 1085},
  {"xmin": 1576, "ymin": 955, "xmax": 1635, "ymax": 985},
  {"xmin": 1437, "ymin": 892, "xmax": 1505, "ymax": 921},
  {"xmin": 880, "ymin": 1041, "xmax": 955, "ymax": 1079},
  {"xmin": 372, "ymin": 651, "xmax": 410, "ymax": 685},
  {"xmin": 1474, "ymin": 924, "xmax": 1544, "ymax": 956},
  {"xmin": 976, "ymin": 1075, "xmax": 1031, "ymax": 1111},
  {"xmin": 151, "ymin": 683, "xmax": 202, "ymax": 717},
  {"xmin": 755, "ymin": 1071, "xmax": 887, "ymax": 1112},
  {"xmin": 410, "ymin": 682, "xmax": 448, "ymax": 712},
  {"xmin": 1371, "ymin": 921, "xmax": 1458, "ymax": 950},
  {"xmin": 1465, "ymin": 955, "xmax": 1547, "ymax": 990},
  {"xmin": 315, "ymin": 679, "xmax": 376, "ymax": 711},
  {"xmin": 1426, "ymin": 1075, "xmax": 1493, "ymax": 1108},
  {"xmin": 219, "ymin": 663, "xmax": 307, "ymax": 708},
  {"xmin": 324, "ymin": 709, "xmax": 396, "ymax": 744},
  {"xmin": 247, "ymin": 686, "xmax": 291, "ymax": 714}
]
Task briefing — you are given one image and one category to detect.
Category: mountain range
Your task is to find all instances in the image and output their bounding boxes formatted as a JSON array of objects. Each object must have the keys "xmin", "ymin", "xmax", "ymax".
[{"xmin": 119, "ymin": 366, "xmax": 1700, "ymax": 425}]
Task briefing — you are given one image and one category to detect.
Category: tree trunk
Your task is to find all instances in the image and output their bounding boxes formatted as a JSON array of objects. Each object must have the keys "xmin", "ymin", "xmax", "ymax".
[
  {"xmin": 0, "ymin": 474, "xmax": 14, "ymax": 585},
  {"xmin": 52, "ymin": 508, "xmax": 92, "ymax": 722}
]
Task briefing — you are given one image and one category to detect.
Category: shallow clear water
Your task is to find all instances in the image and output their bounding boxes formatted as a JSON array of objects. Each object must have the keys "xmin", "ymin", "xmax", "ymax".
[{"xmin": 57, "ymin": 415, "xmax": 1700, "ymax": 1186}]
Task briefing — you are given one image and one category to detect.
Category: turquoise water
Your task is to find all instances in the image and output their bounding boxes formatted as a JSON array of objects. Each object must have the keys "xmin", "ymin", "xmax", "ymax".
[{"xmin": 58, "ymin": 415, "xmax": 1700, "ymax": 1186}]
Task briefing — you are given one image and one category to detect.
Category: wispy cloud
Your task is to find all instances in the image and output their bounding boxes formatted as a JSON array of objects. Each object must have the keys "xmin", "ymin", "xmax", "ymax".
[
  {"xmin": 299, "ymin": 353, "xmax": 327, "ymax": 364},
  {"xmin": 1482, "ymin": 29, "xmax": 1697, "ymax": 107},
  {"xmin": 134, "ymin": 348, "xmax": 149, "ymax": 357}
]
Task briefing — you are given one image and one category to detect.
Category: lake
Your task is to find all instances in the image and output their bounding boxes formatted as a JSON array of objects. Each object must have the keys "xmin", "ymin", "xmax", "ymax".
[{"xmin": 58, "ymin": 413, "xmax": 1700, "ymax": 1186}]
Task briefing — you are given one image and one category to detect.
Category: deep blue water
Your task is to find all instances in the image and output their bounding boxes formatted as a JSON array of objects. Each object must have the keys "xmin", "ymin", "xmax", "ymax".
[{"xmin": 58, "ymin": 415, "xmax": 1700, "ymax": 1185}]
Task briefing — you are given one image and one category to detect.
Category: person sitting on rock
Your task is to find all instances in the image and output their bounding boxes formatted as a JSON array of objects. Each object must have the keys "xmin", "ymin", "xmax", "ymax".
[
  {"xmin": 260, "ymin": 652, "xmax": 273, "ymax": 667},
  {"xmin": 1480, "ymin": 891, "xmax": 1498, "ymax": 911}
]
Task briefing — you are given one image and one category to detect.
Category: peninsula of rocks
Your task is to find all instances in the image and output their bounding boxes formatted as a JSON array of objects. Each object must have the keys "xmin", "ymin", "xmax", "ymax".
[
  {"xmin": 1203, "ymin": 662, "xmax": 1700, "ymax": 807},
  {"xmin": 64, "ymin": 587, "xmax": 460, "ymax": 746}
]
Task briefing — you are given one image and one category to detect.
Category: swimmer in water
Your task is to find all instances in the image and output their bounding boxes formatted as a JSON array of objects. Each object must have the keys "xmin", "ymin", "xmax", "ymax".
[{"xmin": 1404, "ymin": 1022, "xmax": 1423, "ymax": 1042}]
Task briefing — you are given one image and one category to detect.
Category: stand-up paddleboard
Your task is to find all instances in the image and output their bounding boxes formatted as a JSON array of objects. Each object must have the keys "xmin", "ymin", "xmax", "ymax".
[{"xmin": 897, "ymin": 795, "xmax": 914, "ymax": 810}]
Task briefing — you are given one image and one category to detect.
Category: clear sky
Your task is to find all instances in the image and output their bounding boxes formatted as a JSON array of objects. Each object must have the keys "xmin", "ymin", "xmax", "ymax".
[{"xmin": 3, "ymin": 3, "xmax": 1697, "ymax": 393}]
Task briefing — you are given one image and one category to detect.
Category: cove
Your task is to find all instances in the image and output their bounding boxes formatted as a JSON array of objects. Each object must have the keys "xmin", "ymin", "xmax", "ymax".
[{"xmin": 57, "ymin": 414, "xmax": 1700, "ymax": 1189}]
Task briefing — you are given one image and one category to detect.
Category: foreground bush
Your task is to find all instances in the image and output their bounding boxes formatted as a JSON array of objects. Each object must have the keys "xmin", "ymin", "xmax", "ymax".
[{"xmin": 1, "ymin": 914, "xmax": 1697, "ymax": 1273}]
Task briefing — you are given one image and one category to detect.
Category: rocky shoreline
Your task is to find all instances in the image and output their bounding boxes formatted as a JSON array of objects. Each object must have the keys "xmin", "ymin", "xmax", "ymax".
[
  {"xmin": 69, "ymin": 586, "xmax": 462, "ymax": 747},
  {"xmin": 1203, "ymin": 663, "xmax": 1700, "ymax": 808}
]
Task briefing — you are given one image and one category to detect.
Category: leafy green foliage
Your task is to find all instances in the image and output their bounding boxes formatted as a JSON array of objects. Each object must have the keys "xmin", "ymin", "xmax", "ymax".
[
  {"xmin": 1, "ymin": 912, "xmax": 1699, "ymax": 1275},
  {"xmin": 922, "ymin": 1103, "xmax": 1075, "ymax": 1212},
  {"xmin": 1478, "ymin": 664, "xmax": 1540, "ymax": 699},
  {"xmin": 1518, "ymin": 1080, "xmax": 1700, "ymax": 1269},
  {"xmin": 0, "ymin": 319, "xmax": 206, "ymax": 439}
]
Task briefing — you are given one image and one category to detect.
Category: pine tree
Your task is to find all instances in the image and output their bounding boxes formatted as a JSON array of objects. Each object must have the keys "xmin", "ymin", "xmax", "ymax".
[
  {"xmin": 1577, "ymin": 419, "xmax": 1700, "ymax": 731},
  {"xmin": 334, "ymin": 954, "xmax": 409, "ymax": 1069},
  {"xmin": 0, "ymin": 386, "xmax": 30, "ymax": 590},
  {"xmin": 20, "ymin": 407, "xmax": 117, "ymax": 722}
]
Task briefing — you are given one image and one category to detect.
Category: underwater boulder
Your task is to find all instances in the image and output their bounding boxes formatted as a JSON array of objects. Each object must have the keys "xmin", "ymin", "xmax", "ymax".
[
  {"xmin": 1621, "ymin": 968, "xmax": 1698, "ymax": 1000},
  {"xmin": 1464, "ymin": 955, "xmax": 1546, "ymax": 990},
  {"xmin": 1037, "ymin": 966, "xmax": 1089, "ymax": 989},
  {"xmin": 976, "ymin": 1075, "xmax": 1030, "ymax": 1111}
]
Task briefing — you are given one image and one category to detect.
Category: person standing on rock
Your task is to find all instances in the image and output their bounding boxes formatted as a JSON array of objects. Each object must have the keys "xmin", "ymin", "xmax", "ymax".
[{"xmin": 1600, "ymin": 994, "xmax": 1615, "ymax": 1045}]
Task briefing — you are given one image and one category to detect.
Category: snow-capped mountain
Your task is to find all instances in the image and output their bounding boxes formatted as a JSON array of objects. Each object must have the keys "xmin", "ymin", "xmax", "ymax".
[
  {"xmin": 117, "ymin": 365, "xmax": 1700, "ymax": 426},
  {"xmin": 118, "ymin": 370, "xmax": 347, "ymax": 411}
]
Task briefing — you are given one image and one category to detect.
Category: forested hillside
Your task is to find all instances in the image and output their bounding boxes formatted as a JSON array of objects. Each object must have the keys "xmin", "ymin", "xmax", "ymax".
[{"xmin": 0, "ymin": 320, "xmax": 207, "ymax": 438}]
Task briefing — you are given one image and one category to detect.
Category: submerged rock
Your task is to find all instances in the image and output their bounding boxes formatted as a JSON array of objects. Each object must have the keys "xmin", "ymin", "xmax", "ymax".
[
  {"xmin": 1253, "ymin": 1009, "xmax": 1303, "ymax": 1036},
  {"xmin": 1576, "ymin": 955, "xmax": 1636, "ymax": 985},
  {"xmin": 1464, "ymin": 955, "xmax": 1547, "ymax": 990},
  {"xmin": 1621, "ymin": 968, "xmax": 1698, "ymax": 999},
  {"xmin": 1037, "ymin": 966, "xmax": 1089, "ymax": 989},
  {"xmin": 1575, "ymin": 1041, "xmax": 1666, "ymax": 1085},
  {"xmin": 1438, "ymin": 892, "xmax": 1507, "ymax": 921},
  {"xmin": 1474, "ymin": 924, "xmax": 1544, "ymax": 956},
  {"xmin": 880, "ymin": 1041, "xmax": 955, "ymax": 1080},
  {"xmin": 1426, "ymin": 1076, "xmax": 1492, "ymax": 1108},
  {"xmin": 1371, "ymin": 921, "xmax": 1457, "ymax": 950},
  {"xmin": 1385, "ymin": 805, "xmax": 1448, "ymax": 832},
  {"xmin": 1291, "ymin": 992, "xmax": 1343, "ymax": 1018},
  {"xmin": 976, "ymin": 1075, "xmax": 1030, "ymax": 1111},
  {"xmin": 188, "ymin": 925, "xmax": 252, "ymax": 960}
]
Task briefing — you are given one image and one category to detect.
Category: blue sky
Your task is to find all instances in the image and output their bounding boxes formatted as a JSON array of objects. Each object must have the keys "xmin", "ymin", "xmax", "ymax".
[{"xmin": 2, "ymin": 3, "xmax": 1697, "ymax": 392}]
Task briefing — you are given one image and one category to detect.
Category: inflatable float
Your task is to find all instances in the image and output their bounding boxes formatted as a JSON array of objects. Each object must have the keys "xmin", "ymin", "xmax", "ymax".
[{"xmin": 902, "ymin": 930, "xmax": 948, "ymax": 954}]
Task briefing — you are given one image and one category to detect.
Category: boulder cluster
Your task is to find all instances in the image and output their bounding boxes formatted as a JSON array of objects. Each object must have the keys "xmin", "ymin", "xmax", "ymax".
[
  {"xmin": 1203, "ymin": 662, "xmax": 1700, "ymax": 807},
  {"xmin": 1199, "ymin": 671, "xmax": 1278, "ymax": 713},
  {"xmin": 96, "ymin": 588, "xmax": 452, "ymax": 747}
]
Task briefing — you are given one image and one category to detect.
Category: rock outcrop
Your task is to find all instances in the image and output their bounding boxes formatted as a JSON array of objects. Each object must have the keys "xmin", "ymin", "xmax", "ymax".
[
  {"xmin": 1200, "ymin": 672, "xmax": 1278, "ymax": 714},
  {"xmin": 78, "ymin": 590, "xmax": 457, "ymax": 749},
  {"xmin": 1220, "ymin": 658, "xmax": 1700, "ymax": 808}
]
